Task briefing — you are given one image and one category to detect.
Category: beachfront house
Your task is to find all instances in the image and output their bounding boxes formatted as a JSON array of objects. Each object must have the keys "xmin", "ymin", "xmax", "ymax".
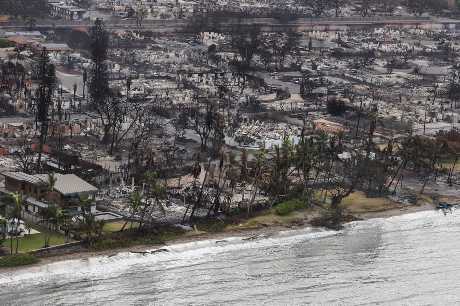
[{"xmin": 0, "ymin": 171, "xmax": 97, "ymax": 222}]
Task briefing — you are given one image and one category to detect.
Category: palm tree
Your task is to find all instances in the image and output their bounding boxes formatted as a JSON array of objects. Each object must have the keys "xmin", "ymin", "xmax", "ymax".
[
  {"xmin": 126, "ymin": 77, "xmax": 132, "ymax": 99},
  {"xmin": 47, "ymin": 172, "xmax": 57, "ymax": 192},
  {"xmin": 39, "ymin": 204, "xmax": 57, "ymax": 247},
  {"xmin": 0, "ymin": 218, "xmax": 7, "ymax": 247},
  {"xmin": 7, "ymin": 192, "xmax": 24, "ymax": 254},
  {"xmin": 82, "ymin": 68, "xmax": 87, "ymax": 100},
  {"xmin": 135, "ymin": 3, "xmax": 148, "ymax": 28},
  {"xmin": 73, "ymin": 83, "xmax": 78, "ymax": 106},
  {"xmin": 120, "ymin": 191, "xmax": 142, "ymax": 231},
  {"xmin": 35, "ymin": 48, "xmax": 56, "ymax": 172},
  {"xmin": 75, "ymin": 196, "xmax": 104, "ymax": 245},
  {"xmin": 79, "ymin": 195, "xmax": 93, "ymax": 213},
  {"xmin": 138, "ymin": 172, "xmax": 166, "ymax": 229}
]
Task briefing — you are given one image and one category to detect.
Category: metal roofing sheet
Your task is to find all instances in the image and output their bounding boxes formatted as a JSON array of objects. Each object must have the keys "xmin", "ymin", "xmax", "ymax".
[{"xmin": 53, "ymin": 174, "xmax": 98, "ymax": 195}]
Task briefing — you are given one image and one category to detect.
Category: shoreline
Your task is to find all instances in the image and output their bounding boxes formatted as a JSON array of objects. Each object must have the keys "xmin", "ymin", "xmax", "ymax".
[{"xmin": 0, "ymin": 202, "xmax": 437, "ymax": 272}]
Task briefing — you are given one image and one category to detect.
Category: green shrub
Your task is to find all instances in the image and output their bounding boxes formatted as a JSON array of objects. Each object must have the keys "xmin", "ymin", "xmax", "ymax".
[
  {"xmin": 0, "ymin": 254, "xmax": 39, "ymax": 268},
  {"xmin": 196, "ymin": 221, "xmax": 226, "ymax": 233},
  {"xmin": 274, "ymin": 199, "xmax": 307, "ymax": 216}
]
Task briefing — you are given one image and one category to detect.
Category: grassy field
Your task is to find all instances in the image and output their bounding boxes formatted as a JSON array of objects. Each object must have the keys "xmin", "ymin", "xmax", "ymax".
[
  {"xmin": 228, "ymin": 207, "xmax": 315, "ymax": 230},
  {"xmin": 228, "ymin": 192, "xmax": 401, "ymax": 230},
  {"xmin": 341, "ymin": 192, "xmax": 399, "ymax": 214},
  {"xmin": 1, "ymin": 227, "xmax": 67, "ymax": 253},
  {"xmin": 103, "ymin": 221, "xmax": 139, "ymax": 233}
]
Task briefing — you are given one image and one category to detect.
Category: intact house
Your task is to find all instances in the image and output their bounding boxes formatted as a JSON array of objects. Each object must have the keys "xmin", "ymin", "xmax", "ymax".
[{"xmin": 0, "ymin": 172, "xmax": 97, "ymax": 222}]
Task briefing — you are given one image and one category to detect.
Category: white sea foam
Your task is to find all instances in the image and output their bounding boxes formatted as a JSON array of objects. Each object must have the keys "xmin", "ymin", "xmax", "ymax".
[
  {"xmin": 1, "ymin": 209, "xmax": 457, "ymax": 289},
  {"xmin": 2, "ymin": 208, "xmax": 460, "ymax": 305},
  {"xmin": 0, "ymin": 227, "xmax": 339, "ymax": 286}
]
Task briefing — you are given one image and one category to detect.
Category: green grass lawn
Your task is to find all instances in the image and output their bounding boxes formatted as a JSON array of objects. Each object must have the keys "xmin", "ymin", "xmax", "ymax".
[
  {"xmin": 2, "ymin": 227, "xmax": 67, "ymax": 253},
  {"xmin": 103, "ymin": 221, "xmax": 139, "ymax": 233}
]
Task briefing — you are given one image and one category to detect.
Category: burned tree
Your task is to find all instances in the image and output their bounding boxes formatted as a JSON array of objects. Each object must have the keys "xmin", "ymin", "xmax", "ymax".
[
  {"xmin": 358, "ymin": 0, "xmax": 374, "ymax": 17},
  {"xmin": 230, "ymin": 25, "xmax": 262, "ymax": 93},
  {"xmin": 190, "ymin": 96, "xmax": 218, "ymax": 151},
  {"xmin": 88, "ymin": 19, "xmax": 128, "ymax": 154},
  {"xmin": 331, "ymin": 0, "xmax": 345, "ymax": 17},
  {"xmin": 230, "ymin": 24, "xmax": 261, "ymax": 68},
  {"xmin": 88, "ymin": 18, "xmax": 111, "ymax": 142},
  {"xmin": 308, "ymin": 0, "xmax": 330, "ymax": 17},
  {"xmin": 35, "ymin": 48, "xmax": 56, "ymax": 171},
  {"xmin": 14, "ymin": 131, "xmax": 36, "ymax": 174}
]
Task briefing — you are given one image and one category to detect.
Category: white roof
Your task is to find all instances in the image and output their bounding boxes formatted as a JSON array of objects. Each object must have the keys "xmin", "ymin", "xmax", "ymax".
[
  {"xmin": 54, "ymin": 174, "xmax": 98, "ymax": 195},
  {"xmin": 2, "ymin": 172, "xmax": 97, "ymax": 195}
]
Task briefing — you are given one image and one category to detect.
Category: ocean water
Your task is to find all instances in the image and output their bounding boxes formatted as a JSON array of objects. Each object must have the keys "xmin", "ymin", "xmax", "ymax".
[{"xmin": 1, "ymin": 209, "xmax": 460, "ymax": 305}]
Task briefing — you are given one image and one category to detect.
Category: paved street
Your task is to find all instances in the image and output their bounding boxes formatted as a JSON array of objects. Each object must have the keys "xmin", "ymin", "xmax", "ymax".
[{"xmin": 1, "ymin": 16, "xmax": 457, "ymax": 32}]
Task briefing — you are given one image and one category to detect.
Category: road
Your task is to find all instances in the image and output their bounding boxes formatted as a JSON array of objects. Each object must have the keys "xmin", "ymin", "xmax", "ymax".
[{"xmin": 1, "ymin": 16, "xmax": 458, "ymax": 33}]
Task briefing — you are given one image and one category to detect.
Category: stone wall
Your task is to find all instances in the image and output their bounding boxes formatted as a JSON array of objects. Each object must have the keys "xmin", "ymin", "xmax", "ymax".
[{"xmin": 29, "ymin": 241, "xmax": 85, "ymax": 257}]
